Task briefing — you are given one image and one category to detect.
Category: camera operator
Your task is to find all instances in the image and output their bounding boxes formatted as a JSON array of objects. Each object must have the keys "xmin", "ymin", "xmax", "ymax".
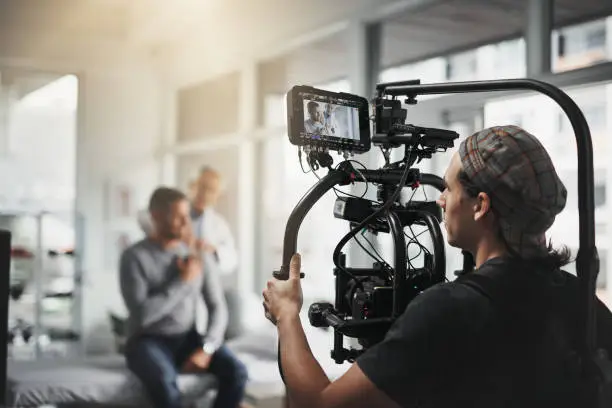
[{"xmin": 262, "ymin": 125, "xmax": 612, "ymax": 408}]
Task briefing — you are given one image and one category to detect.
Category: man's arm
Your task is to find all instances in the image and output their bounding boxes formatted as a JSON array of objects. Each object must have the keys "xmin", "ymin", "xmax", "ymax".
[
  {"xmin": 200, "ymin": 256, "xmax": 229, "ymax": 350},
  {"xmin": 119, "ymin": 249, "xmax": 193, "ymax": 330},
  {"xmin": 277, "ymin": 314, "xmax": 399, "ymax": 408}
]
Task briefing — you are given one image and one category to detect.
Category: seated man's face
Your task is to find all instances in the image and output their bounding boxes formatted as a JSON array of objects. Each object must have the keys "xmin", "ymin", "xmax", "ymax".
[
  {"xmin": 308, "ymin": 106, "xmax": 321, "ymax": 122},
  {"xmin": 153, "ymin": 198, "xmax": 191, "ymax": 241},
  {"xmin": 193, "ymin": 172, "xmax": 222, "ymax": 210}
]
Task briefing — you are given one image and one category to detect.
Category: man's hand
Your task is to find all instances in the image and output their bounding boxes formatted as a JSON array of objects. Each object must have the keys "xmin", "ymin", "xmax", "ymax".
[
  {"xmin": 177, "ymin": 256, "xmax": 202, "ymax": 282},
  {"xmin": 263, "ymin": 253, "xmax": 303, "ymax": 325},
  {"xmin": 181, "ymin": 348, "xmax": 212, "ymax": 373}
]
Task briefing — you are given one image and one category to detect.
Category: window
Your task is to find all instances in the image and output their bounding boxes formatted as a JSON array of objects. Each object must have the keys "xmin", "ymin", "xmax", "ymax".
[
  {"xmin": 595, "ymin": 181, "xmax": 607, "ymax": 209},
  {"xmin": 553, "ymin": 18, "xmax": 609, "ymax": 72},
  {"xmin": 379, "ymin": 58, "xmax": 447, "ymax": 101},
  {"xmin": 560, "ymin": 169, "xmax": 606, "ymax": 211},
  {"xmin": 565, "ymin": 249, "xmax": 607, "ymax": 289},
  {"xmin": 558, "ymin": 105, "xmax": 607, "ymax": 133},
  {"xmin": 586, "ymin": 27, "xmax": 606, "ymax": 50},
  {"xmin": 446, "ymin": 50, "xmax": 478, "ymax": 81},
  {"xmin": 584, "ymin": 106, "xmax": 606, "ymax": 131},
  {"xmin": 557, "ymin": 112, "xmax": 567, "ymax": 133},
  {"xmin": 489, "ymin": 38, "xmax": 527, "ymax": 79}
]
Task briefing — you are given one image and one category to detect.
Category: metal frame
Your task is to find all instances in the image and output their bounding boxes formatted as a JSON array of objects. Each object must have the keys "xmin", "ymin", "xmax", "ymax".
[{"xmin": 0, "ymin": 230, "xmax": 11, "ymax": 406}]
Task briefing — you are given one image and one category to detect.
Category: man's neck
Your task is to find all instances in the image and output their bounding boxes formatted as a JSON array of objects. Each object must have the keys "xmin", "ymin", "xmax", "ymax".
[
  {"xmin": 150, "ymin": 235, "xmax": 181, "ymax": 250},
  {"xmin": 471, "ymin": 236, "xmax": 508, "ymax": 269},
  {"xmin": 191, "ymin": 205, "xmax": 208, "ymax": 217}
]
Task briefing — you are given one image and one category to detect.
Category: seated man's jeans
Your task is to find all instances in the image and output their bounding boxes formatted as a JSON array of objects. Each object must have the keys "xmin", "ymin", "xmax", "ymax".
[{"xmin": 125, "ymin": 329, "xmax": 248, "ymax": 408}]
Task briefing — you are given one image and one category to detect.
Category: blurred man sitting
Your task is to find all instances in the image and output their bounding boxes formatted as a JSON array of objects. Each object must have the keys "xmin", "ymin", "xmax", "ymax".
[{"xmin": 120, "ymin": 187, "xmax": 248, "ymax": 408}]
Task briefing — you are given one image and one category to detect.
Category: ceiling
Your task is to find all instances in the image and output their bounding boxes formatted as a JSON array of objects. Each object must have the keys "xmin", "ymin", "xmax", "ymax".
[
  {"xmin": 0, "ymin": 0, "xmax": 130, "ymax": 63},
  {"xmin": 261, "ymin": 0, "xmax": 612, "ymax": 91},
  {"xmin": 0, "ymin": 0, "xmax": 396, "ymax": 68},
  {"xmin": 0, "ymin": 0, "xmax": 611, "ymax": 84},
  {"xmin": 380, "ymin": 0, "xmax": 612, "ymax": 67}
]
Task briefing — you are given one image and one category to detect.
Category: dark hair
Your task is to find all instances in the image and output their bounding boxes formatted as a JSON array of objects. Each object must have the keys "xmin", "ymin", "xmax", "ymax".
[
  {"xmin": 148, "ymin": 187, "xmax": 187, "ymax": 214},
  {"xmin": 457, "ymin": 169, "xmax": 572, "ymax": 270}
]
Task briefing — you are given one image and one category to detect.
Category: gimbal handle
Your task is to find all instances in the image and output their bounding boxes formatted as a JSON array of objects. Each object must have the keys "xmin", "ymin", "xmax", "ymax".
[{"xmin": 273, "ymin": 169, "xmax": 351, "ymax": 280}]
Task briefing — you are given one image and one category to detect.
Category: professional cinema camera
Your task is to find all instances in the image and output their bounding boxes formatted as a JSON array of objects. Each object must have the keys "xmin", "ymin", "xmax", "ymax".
[
  {"xmin": 276, "ymin": 81, "xmax": 459, "ymax": 363},
  {"xmin": 273, "ymin": 78, "xmax": 612, "ymax": 406}
]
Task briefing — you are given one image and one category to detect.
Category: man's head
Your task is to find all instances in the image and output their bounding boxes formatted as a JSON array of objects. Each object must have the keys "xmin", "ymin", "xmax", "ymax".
[
  {"xmin": 192, "ymin": 166, "xmax": 223, "ymax": 211},
  {"xmin": 307, "ymin": 101, "xmax": 321, "ymax": 122},
  {"xmin": 437, "ymin": 125, "xmax": 568, "ymax": 262},
  {"xmin": 148, "ymin": 187, "xmax": 190, "ymax": 241}
]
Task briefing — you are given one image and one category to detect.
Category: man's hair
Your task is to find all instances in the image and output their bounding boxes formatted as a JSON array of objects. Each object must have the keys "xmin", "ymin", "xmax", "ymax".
[
  {"xmin": 307, "ymin": 101, "xmax": 319, "ymax": 113},
  {"xmin": 457, "ymin": 169, "xmax": 571, "ymax": 269},
  {"xmin": 199, "ymin": 165, "xmax": 221, "ymax": 178},
  {"xmin": 148, "ymin": 187, "xmax": 186, "ymax": 213}
]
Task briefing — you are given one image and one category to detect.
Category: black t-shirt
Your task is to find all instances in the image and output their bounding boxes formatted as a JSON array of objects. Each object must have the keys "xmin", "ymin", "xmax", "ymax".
[{"xmin": 356, "ymin": 257, "xmax": 612, "ymax": 408}]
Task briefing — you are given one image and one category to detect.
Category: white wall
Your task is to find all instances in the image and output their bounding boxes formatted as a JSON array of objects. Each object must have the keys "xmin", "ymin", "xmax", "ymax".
[{"xmin": 76, "ymin": 67, "xmax": 166, "ymax": 354}]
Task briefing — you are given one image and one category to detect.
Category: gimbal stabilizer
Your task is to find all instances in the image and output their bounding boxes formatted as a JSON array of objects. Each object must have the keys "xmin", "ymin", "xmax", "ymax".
[{"xmin": 274, "ymin": 78, "xmax": 612, "ymax": 407}]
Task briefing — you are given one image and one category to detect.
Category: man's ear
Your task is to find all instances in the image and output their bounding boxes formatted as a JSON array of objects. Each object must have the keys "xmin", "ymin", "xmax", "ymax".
[
  {"xmin": 473, "ymin": 192, "xmax": 492, "ymax": 222},
  {"xmin": 150, "ymin": 210, "xmax": 163, "ymax": 224}
]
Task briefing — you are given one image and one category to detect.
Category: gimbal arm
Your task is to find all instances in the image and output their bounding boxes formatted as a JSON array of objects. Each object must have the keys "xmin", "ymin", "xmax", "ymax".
[{"xmin": 273, "ymin": 168, "xmax": 351, "ymax": 281}]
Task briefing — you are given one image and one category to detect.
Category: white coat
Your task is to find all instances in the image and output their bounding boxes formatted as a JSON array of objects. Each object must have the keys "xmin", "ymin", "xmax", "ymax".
[{"xmin": 191, "ymin": 207, "xmax": 238, "ymax": 277}]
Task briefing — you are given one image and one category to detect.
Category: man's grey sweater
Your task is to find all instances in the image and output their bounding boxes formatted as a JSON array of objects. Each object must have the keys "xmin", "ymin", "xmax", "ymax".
[{"xmin": 119, "ymin": 238, "xmax": 228, "ymax": 349}]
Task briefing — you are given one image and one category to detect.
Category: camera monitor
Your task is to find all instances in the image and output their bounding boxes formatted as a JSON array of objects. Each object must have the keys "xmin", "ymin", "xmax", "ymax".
[{"xmin": 287, "ymin": 85, "xmax": 371, "ymax": 153}]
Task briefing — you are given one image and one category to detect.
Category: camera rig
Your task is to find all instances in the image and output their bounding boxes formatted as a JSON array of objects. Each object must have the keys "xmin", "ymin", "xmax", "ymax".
[{"xmin": 275, "ymin": 78, "xmax": 612, "ymax": 406}]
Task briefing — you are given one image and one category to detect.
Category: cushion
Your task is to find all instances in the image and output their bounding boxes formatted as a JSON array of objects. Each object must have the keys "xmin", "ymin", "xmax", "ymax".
[{"xmin": 6, "ymin": 355, "xmax": 218, "ymax": 407}]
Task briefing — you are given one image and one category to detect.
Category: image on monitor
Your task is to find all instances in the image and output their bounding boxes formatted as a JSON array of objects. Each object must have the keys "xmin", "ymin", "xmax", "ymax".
[{"xmin": 302, "ymin": 99, "xmax": 360, "ymax": 141}]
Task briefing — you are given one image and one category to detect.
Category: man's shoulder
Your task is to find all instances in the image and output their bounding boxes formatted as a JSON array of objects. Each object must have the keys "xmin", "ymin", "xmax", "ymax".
[
  {"xmin": 393, "ymin": 281, "xmax": 493, "ymax": 334},
  {"xmin": 121, "ymin": 238, "xmax": 153, "ymax": 260},
  {"xmin": 415, "ymin": 280, "xmax": 492, "ymax": 308}
]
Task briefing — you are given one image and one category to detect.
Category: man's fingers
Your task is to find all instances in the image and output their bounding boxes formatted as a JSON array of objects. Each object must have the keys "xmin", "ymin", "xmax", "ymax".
[{"xmin": 289, "ymin": 253, "xmax": 301, "ymax": 279}]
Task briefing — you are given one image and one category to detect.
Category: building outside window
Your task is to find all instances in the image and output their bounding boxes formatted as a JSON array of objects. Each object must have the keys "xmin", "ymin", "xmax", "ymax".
[{"xmin": 553, "ymin": 18, "xmax": 609, "ymax": 72}]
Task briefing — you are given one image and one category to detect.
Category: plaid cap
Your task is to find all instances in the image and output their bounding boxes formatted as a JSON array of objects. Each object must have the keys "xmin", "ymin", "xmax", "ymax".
[{"xmin": 458, "ymin": 125, "xmax": 567, "ymax": 258}]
